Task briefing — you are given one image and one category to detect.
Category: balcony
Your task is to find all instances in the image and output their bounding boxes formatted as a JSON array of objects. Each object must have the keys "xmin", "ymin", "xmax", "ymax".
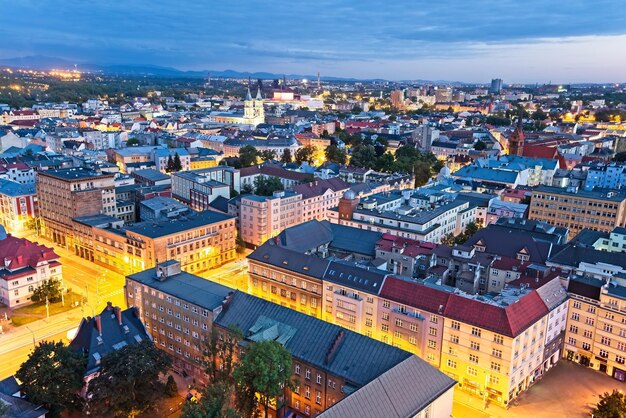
[
  {"xmin": 392, "ymin": 308, "xmax": 425, "ymax": 320},
  {"xmin": 334, "ymin": 289, "xmax": 362, "ymax": 301}
]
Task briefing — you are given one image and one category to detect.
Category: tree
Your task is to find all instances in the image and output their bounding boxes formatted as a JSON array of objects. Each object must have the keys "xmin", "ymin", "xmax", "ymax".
[
  {"xmin": 280, "ymin": 148, "xmax": 292, "ymax": 163},
  {"xmin": 86, "ymin": 341, "xmax": 171, "ymax": 417},
  {"xmin": 253, "ymin": 176, "xmax": 284, "ymax": 196},
  {"xmin": 236, "ymin": 233, "xmax": 246, "ymax": 254},
  {"xmin": 233, "ymin": 340, "xmax": 293, "ymax": 418},
  {"xmin": 166, "ymin": 155, "xmax": 175, "ymax": 173},
  {"xmin": 413, "ymin": 160, "xmax": 432, "ymax": 187},
  {"xmin": 31, "ymin": 279, "xmax": 62, "ymax": 303},
  {"xmin": 16, "ymin": 341, "xmax": 86, "ymax": 417},
  {"xmin": 592, "ymin": 389, "xmax": 626, "ymax": 418},
  {"xmin": 349, "ymin": 145, "xmax": 377, "ymax": 168},
  {"xmin": 239, "ymin": 145, "xmax": 260, "ymax": 168},
  {"xmin": 126, "ymin": 138, "xmax": 139, "ymax": 146},
  {"xmin": 324, "ymin": 144, "xmax": 347, "ymax": 165},
  {"xmin": 294, "ymin": 145, "xmax": 316, "ymax": 165},
  {"xmin": 165, "ymin": 375, "xmax": 178, "ymax": 398},
  {"xmin": 259, "ymin": 149, "xmax": 277, "ymax": 162},
  {"xmin": 241, "ymin": 183, "xmax": 254, "ymax": 194},
  {"xmin": 375, "ymin": 152, "xmax": 395, "ymax": 172},
  {"xmin": 474, "ymin": 140, "xmax": 487, "ymax": 151},
  {"xmin": 613, "ymin": 152, "xmax": 626, "ymax": 162},
  {"xmin": 173, "ymin": 152, "xmax": 183, "ymax": 171}
]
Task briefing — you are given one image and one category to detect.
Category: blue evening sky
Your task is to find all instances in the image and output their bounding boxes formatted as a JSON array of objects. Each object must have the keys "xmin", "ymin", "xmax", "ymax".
[{"xmin": 1, "ymin": 0, "xmax": 625, "ymax": 83}]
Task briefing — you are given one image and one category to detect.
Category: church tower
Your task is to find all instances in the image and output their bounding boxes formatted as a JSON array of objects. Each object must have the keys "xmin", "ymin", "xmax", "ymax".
[
  {"xmin": 244, "ymin": 87, "xmax": 265, "ymax": 126},
  {"xmin": 508, "ymin": 110, "xmax": 525, "ymax": 156}
]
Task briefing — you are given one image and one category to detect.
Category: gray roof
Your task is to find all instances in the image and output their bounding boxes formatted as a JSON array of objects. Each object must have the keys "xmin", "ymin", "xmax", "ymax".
[
  {"xmin": 327, "ymin": 222, "xmax": 381, "ymax": 257},
  {"xmin": 319, "ymin": 356, "xmax": 455, "ymax": 418},
  {"xmin": 38, "ymin": 167, "xmax": 114, "ymax": 181},
  {"xmin": 68, "ymin": 306, "xmax": 151, "ymax": 376},
  {"xmin": 125, "ymin": 210, "xmax": 234, "ymax": 238},
  {"xmin": 535, "ymin": 185, "xmax": 626, "ymax": 202},
  {"xmin": 216, "ymin": 292, "xmax": 412, "ymax": 387},
  {"xmin": 132, "ymin": 168, "xmax": 170, "ymax": 182},
  {"xmin": 0, "ymin": 391, "xmax": 48, "ymax": 418},
  {"xmin": 0, "ymin": 179, "xmax": 35, "ymax": 197},
  {"xmin": 535, "ymin": 278, "xmax": 569, "ymax": 310},
  {"xmin": 247, "ymin": 241, "xmax": 330, "ymax": 279},
  {"xmin": 127, "ymin": 267, "xmax": 233, "ymax": 310},
  {"xmin": 324, "ymin": 261, "xmax": 388, "ymax": 295},
  {"xmin": 549, "ymin": 245, "xmax": 626, "ymax": 270}
]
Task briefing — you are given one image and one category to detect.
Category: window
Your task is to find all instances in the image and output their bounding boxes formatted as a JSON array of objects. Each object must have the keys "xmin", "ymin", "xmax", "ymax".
[
  {"xmin": 295, "ymin": 364, "xmax": 300, "ymax": 375},
  {"xmin": 316, "ymin": 374, "xmax": 322, "ymax": 385},
  {"xmin": 305, "ymin": 368, "xmax": 311, "ymax": 380},
  {"xmin": 491, "ymin": 362, "xmax": 501, "ymax": 372},
  {"xmin": 430, "ymin": 315, "xmax": 438, "ymax": 324},
  {"xmin": 381, "ymin": 324, "xmax": 389, "ymax": 332},
  {"xmin": 494, "ymin": 334, "xmax": 504, "ymax": 344},
  {"xmin": 450, "ymin": 335, "xmax": 459, "ymax": 344},
  {"xmin": 383, "ymin": 300, "xmax": 390, "ymax": 308},
  {"xmin": 601, "ymin": 337, "xmax": 611, "ymax": 346},
  {"xmin": 315, "ymin": 391, "xmax": 321, "ymax": 405},
  {"xmin": 604, "ymin": 324, "xmax": 613, "ymax": 333},
  {"xmin": 409, "ymin": 323, "xmax": 417, "ymax": 332},
  {"xmin": 583, "ymin": 330, "xmax": 593, "ymax": 338},
  {"xmin": 429, "ymin": 327, "xmax": 437, "ymax": 336},
  {"xmin": 451, "ymin": 321, "xmax": 460, "ymax": 330},
  {"xmin": 447, "ymin": 359, "xmax": 457, "ymax": 368},
  {"xmin": 471, "ymin": 327, "xmax": 481, "ymax": 337},
  {"xmin": 382, "ymin": 313, "xmax": 389, "ymax": 321},
  {"xmin": 582, "ymin": 342, "xmax": 591, "ymax": 350},
  {"xmin": 571, "ymin": 313, "xmax": 579, "ymax": 321},
  {"xmin": 428, "ymin": 340, "xmax": 437, "ymax": 349},
  {"xmin": 616, "ymin": 356, "xmax": 625, "ymax": 365},
  {"xmin": 408, "ymin": 336, "xmax": 416, "ymax": 345},
  {"xmin": 599, "ymin": 349, "xmax": 609, "ymax": 358},
  {"xmin": 470, "ymin": 341, "xmax": 480, "ymax": 351},
  {"xmin": 469, "ymin": 354, "xmax": 479, "ymax": 364},
  {"xmin": 395, "ymin": 319, "xmax": 403, "ymax": 327},
  {"xmin": 569, "ymin": 325, "xmax": 578, "ymax": 334},
  {"xmin": 467, "ymin": 367, "xmax": 478, "ymax": 377}
]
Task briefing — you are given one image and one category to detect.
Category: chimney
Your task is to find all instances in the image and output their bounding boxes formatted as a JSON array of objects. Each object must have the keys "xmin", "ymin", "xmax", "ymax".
[
  {"xmin": 94, "ymin": 315, "xmax": 102, "ymax": 336},
  {"xmin": 106, "ymin": 301, "xmax": 113, "ymax": 311},
  {"xmin": 114, "ymin": 306, "xmax": 122, "ymax": 325}
]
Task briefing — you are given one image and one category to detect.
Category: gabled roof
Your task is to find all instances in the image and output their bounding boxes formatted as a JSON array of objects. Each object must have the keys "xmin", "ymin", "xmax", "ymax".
[
  {"xmin": 247, "ymin": 241, "xmax": 330, "ymax": 279},
  {"xmin": 216, "ymin": 292, "xmax": 412, "ymax": 387},
  {"xmin": 0, "ymin": 235, "xmax": 59, "ymax": 274},
  {"xmin": 380, "ymin": 277, "xmax": 451, "ymax": 314}
]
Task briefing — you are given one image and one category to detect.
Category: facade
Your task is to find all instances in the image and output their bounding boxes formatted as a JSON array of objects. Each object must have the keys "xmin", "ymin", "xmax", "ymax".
[
  {"xmin": 0, "ymin": 179, "xmax": 37, "ymax": 234},
  {"xmin": 292, "ymin": 178, "xmax": 350, "ymax": 222},
  {"xmin": 37, "ymin": 167, "xmax": 115, "ymax": 247},
  {"xmin": 329, "ymin": 190, "xmax": 477, "ymax": 244},
  {"xmin": 584, "ymin": 162, "xmax": 626, "ymax": 191},
  {"xmin": 171, "ymin": 166, "xmax": 240, "ymax": 203},
  {"xmin": 0, "ymin": 162, "xmax": 36, "ymax": 185},
  {"xmin": 239, "ymin": 191, "xmax": 303, "ymax": 246},
  {"xmin": 564, "ymin": 275, "xmax": 626, "ymax": 382},
  {"xmin": 125, "ymin": 261, "xmax": 232, "ymax": 382},
  {"xmin": 153, "ymin": 148, "xmax": 191, "ymax": 173},
  {"xmin": 529, "ymin": 186, "xmax": 626, "ymax": 239},
  {"xmin": 0, "ymin": 235, "xmax": 62, "ymax": 307}
]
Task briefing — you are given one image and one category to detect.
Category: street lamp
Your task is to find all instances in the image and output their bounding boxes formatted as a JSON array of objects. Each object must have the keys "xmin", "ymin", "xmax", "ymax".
[{"xmin": 25, "ymin": 326, "xmax": 36, "ymax": 348}]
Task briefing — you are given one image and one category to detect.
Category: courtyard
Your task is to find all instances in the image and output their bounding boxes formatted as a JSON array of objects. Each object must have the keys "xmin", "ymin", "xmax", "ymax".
[{"xmin": 453, "ymin": 361, "xmax": 625, "ymax": 417}]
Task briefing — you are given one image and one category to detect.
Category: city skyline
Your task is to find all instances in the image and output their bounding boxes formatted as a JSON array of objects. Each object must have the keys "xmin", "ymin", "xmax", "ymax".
[{"xmin": 1, "ymin": 0, "xmax": 626, "ymax": 83}]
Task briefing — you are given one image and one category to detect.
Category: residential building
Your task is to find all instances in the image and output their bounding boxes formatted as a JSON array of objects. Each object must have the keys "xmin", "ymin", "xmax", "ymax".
[
  {"xmin": 328, "ymin": 190, "xmax": 477, "ymax": 244},
  {"xmin": 584, "ymin": 161, "xmax": 626, "ymax": 191},
  {"xmin": 125, "ymin": 261, "xmax": 232, "ymax": 382},
  {"xmin": 0, "ymin": 233, "xmax": 62, "ymax": 307},
  {"xmin": 139, "ymin": 196, "xmax": 190, "ymax": 221},
  {"xmin": 171, "ymin": 166, "xmax": 240, "ymax": 204},
  {"xmin": 485, "ymin": 200, "xmax": 528, "ymax": 225},
  {"xmin": 0, "ymin": 162, "xmax": 36, "ymax": 185},
  {"xmin": 239, "ymin": 163, "xmax": 310, "ymax": 191},
  {"xmin": 37, "ymin": 167, "xmax": 115, "ymax": 247},
  {"xmin": 153, "ymin": 148, "xmax": 191, "ymax": 173},
  {"xmin": 0, "ymin": 179, "xmax": 37, "ymax": 234},
  {"xmin": 292, "ymin": 178, "xmax": 350, "ymax": 222},
  {"xmin": 453, "ymin": 155, "xmax": 558, "ymax": 188},
  {"xmin": 239, "ymin": 191, "xmax": 303, "ymax": 246},
  {"xmin": 563, "ymin": 274, "xmax": 626, "ymax": 382},
  {"xmin": 0, "ymin": 376, "xmax": 47, "ymax": 418},
  {"xmin": 529, "ymin": 185, "xmax": 626, "ymax": 239}
]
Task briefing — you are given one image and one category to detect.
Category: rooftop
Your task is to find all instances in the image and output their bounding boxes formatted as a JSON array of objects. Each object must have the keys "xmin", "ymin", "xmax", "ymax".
[
  {"xmin": 38, "ymin": 167, "xmax": 114, "ymax": 181},
  {"xmin": 124, "ymin": 210, "xmax": 234, "ymax": 238}
]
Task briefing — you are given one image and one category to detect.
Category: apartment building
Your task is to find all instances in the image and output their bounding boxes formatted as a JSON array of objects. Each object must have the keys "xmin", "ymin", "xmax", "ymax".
[
  {"xmin": 171, "ymin": 166, "xmax": 240, "ymax": 204},
  {"xmin": 37, "ymin": 167, "xmax": 115, "ymax": 247},
  {"xmin": 73, "ymin": 210, "xmax": 236, "ymax": 276},
  {"xmin": 328, "ymin": 190, "xmax": 477, "ymax": 244},
  {"xmin": 529, "ymin": 185, "xmax": 626, "ymax": 239},
  {"xmin": 125, "ymin": 261, "xmax": 232, "ymax": 382},
  {"xmin": 0, "ymin": 179, "xmax": 37, "ymax": 234},
  {"xmin": 239, "ymin": 191, "xmax": 303, "ymax": 247},
  {"xmin": 246, "ymin": 228, "xmax": 569, "ymax": 407},
  {"xmin": 292, "ymin": 178, "xmax": 350, "ymax": 223},
  {"xmin": 0, "ymin": 235, "xmax": 62, "ymax": 307},
  {"xmin": 564, "ymin": 275, "xmax": 626, "ymax": 382}
]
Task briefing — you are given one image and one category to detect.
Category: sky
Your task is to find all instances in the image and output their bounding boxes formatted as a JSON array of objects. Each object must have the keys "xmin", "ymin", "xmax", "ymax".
[{"xmin": 1, "ymin": 0, "xmax": 626, "ymax": 83}]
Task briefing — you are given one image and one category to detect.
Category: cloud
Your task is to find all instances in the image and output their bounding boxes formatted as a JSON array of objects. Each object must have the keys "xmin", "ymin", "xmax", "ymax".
[{"xmin": 0, "ymin": 0, "xmax": 625, "ymax": 81}]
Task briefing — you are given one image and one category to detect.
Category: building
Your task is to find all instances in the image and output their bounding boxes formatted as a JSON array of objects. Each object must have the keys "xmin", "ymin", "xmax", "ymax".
[
  {"xmin": 329, "ymin": 190, "xmax": 477, "ymax": 244},
  {"xmin": 139, "ymin": 196, "xmax": 190, "ymax": 221},
  {"xmin": 125, "ymin": 261, "xmax": 232, "ymax": 381},
  {"xmin": 68, "ymin": 303, "xmax": 151, "ymax": 391},
  {"xmin": 239, "ymin": 191, "xmax": 303, "ymax": 246},
  {"xmin": 508, "ymin": 116, "xmax": 525, "ymax": 157},
  {"xmin": 73, "ymin": 210, "xmax": 236, "ymax": 276},
  {"xmin": 583, "ymin": 161, "xmax": 626, "ymax": 191},
  {"xmin": 215, "ymin": 291, "xmax": 454, "ymax": 418},
  {"xmin": 171, "ymin": 166, "xmax": 240, "ymax": 204},
  {"xmin": 0, "ymin": 233, "xmax": 62, "ymax": 307},
  {"xmin": 453, "ymin": 155, "xmax": 558, "ymax": 188},
  {"xmin": 37, "ymin": 167, "xmax": 115, "ymax": 247},
  {"xmin": 153, "ymin": 148, "xmax": 191, "ymax": 174},
  {"xmin": 239, "ymin": 163, "xmax": 311, "ymax": 191},
  {"xmin": 0, "ymin": 162, "xmax": 36, "ymax": 185},
  {"xmin": 207, "ymin": 88, "xmax": 265, "ymax": 128},
  {"xmin": 0, "ymin": 179, "xmax": 37, "ymax": 234},
  {"xmin": 0, "ymin": 376, "xmax": 47, "ymax": 418},
  {"xmin": 131, "ymin": 168, "xmax": 171, "ymax": 187},
  {"xmin": 489, "ymin": 78, "xmax": 503, "ymax": 94},
  {"xmin": 563, "ymin": 274, "xmax": 626, "ymax": 382},
  {"xmin": 485, "ymin": 200, "xmax": 528, "ymax": 225},
  {"xmin": 292, "ymin": 178, "xmax": 350, "ymax": 222},
  {"xmin": 529, "ymin": 185, "xmax": 626, "ymax": 239}
]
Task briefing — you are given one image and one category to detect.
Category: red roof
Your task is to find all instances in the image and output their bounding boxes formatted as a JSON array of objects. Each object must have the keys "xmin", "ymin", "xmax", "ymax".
[
  {"xmin": 380, "ymin": 277, "xmax": 450, "ymax": 314},
  {"xmin": 293, "ymin": 178, "xmax": 350, "ymax": 199},
  {"xmin": 0, "ymin": 235, "xmax": 59, "ymax": 277},
  {"xmin": 9, "ymin": 120, "xmax": 37, "ymax": 127},
  {"xmin": 376, "ymin": 234, "xmax": 437, "ymax": 258}
]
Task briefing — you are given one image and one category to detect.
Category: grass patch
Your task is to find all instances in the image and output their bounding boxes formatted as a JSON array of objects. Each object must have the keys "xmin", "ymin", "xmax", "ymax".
[{"xmin": 11, "ymin": 291, "xmax": 83, "ymax": 326}]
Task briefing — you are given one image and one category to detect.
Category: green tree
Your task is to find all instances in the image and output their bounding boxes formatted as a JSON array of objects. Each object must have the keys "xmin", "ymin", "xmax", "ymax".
[
  {"xmin": 280, "ymin": 148, "xmax": 292, "ymax": 163},
  {"xmin": 349, "ymin": 145, "xmax": 377, "ymax": 168},
  {"xmin": 126, "ymin": 138, "xmax": 139, "ymax": 146},
  {"xmin": 259, "ymin": 149, "xmax": 277, "ymax": 162},
  {"xmin": 165, "ymin": 375, "xmax": 178, "ymax": 397},
  {"xmin": 233, "ymin": 340, "xmax": 293, "ymax": 418},
  {"xmin": 375, "ymin": 152, "xmax": 395, "ymax": 172},
  {"xmin": 253, "ymin": 176, "xmax": 284, "ymax": 196},
  {"xmin": 294, "ymin": 145, "xmax": 316, "ymax": 164},
  {"xmin": 413, "ymin": 160, "xmax": 432, "ymax": 187},
  {"xmin": 16, "ymin": 341, "xmax": 86, "ymax": 417},
  {"xmin": 166, "ymin": 155, "xmax": 175, "ymax": 172},
  {"xmin": 239, "ymin": 145, "xmax": 260, "ymax": 168},
  {"xmin": 324, "ymin": 144, "xmax": 347, "ymax": 165},
  {"xmin": 241, "ymin": 183, "xmax": 254, "ymax": 194},
  {"xmin": 31, "ymin": 279, "xmax": 62, "ymax": 303},
  {"xmin": 474, "ymin": 140, "xmax": 487, "ymax": 151},
  {"xmin": 173, "ymin": 152, "xmax": 183, "ymax": 171},
  {"xmin": 86, "ymin": 341, "xmax": 171, "ymax": 418},
  {"xmin": 592, "ymin": 389, "xmax": 626, "ymax": 418}
]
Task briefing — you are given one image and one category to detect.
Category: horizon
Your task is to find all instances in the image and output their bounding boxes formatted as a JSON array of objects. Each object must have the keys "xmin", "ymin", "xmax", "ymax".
[{"xmin": 1, "ymin": 1, "xmax": 626, "ymax": 84}]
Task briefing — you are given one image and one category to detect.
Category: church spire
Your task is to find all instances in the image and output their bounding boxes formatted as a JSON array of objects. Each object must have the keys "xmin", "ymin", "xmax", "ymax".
[
  {"xmin": 256, "ymin": 88, "xmax": 262, "ymax": 100},
  {"xmin": 245, "ymin": 87, "xmax": 252, "ymax": 101}
]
